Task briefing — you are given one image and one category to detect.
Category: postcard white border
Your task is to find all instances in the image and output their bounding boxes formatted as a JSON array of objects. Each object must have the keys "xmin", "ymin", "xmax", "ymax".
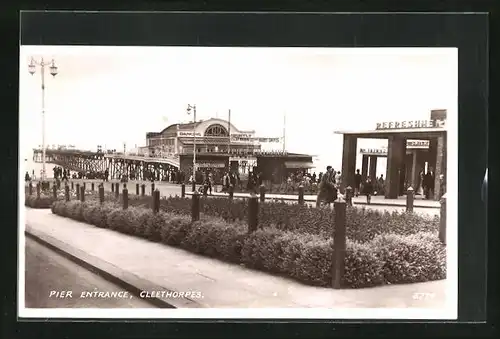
[{"xmin": 17, "ymin": 46, "xmax": 458, "ymax": 320}]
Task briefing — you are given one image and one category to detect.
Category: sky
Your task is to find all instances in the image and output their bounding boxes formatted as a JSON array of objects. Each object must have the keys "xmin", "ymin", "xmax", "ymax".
[{"xmin": 19, "ymin": 46, "xmax": 457, "ymax": 174}]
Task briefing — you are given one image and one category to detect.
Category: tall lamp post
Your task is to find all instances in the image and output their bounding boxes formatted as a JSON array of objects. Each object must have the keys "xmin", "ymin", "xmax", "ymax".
[
  {"xmin": 186, "ymin": 104, "xmax": 197, "ymax": 192},
  {"xmin": 28, "ymin": 57, "xmax": 58, "ymax": 183}
]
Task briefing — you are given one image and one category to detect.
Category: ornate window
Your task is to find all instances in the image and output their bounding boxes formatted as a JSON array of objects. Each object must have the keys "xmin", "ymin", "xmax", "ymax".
[{"xmin": 204, "ymin": 124, "xmax": 229, "ymax": 137}]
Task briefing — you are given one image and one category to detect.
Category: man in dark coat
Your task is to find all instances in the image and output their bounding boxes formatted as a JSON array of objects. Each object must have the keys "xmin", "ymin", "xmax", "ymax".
[
  {"xmin": 354, "ymin": 169, "xmax": 362, "ymax": 197},
  {"xmin": 423, "ymin": 167, "xmax": 435, "ymax": 199}
]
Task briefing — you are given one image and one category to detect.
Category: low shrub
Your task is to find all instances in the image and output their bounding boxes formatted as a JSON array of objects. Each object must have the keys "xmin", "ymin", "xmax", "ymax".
[
  {"xmin": 370, "ymin": 232, "xmax": 447, "ymax": 284},
  {"xmin": 25, "ymin": 195, "xmax": 55, "ymax": 209},
  {"xmin": 50, "ymin": 200, "xmax": 446, "ymax": 289}
]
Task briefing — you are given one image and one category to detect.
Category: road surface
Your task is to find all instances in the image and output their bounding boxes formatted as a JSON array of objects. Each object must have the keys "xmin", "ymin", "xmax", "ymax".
[{"xmin": 24, "ymin": 237, "xmax": 154, "ymax": 308}]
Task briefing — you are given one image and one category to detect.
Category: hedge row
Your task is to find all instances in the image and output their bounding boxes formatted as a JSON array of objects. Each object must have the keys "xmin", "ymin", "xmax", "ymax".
[
  {"xmin": 51, "ymin": 200, "xmax": 446, "ymax": 288},
  {"xmin": 96, "ymin": 193, "xmax": 439, "ymax": 243},
  {"xmin": 25, "ymin": 195, "xmax": 56, "ymax": 209}
]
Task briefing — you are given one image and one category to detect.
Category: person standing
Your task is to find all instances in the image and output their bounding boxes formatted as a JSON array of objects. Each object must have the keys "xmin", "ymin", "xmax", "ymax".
[
  {"xmin": 362, "ymin": 177, "xmax": 374, "ymax": 204},
  {"xmin": 424, "ymin": 167, "xmax": 435, "ymax": 199},
  {"xmin": 354, "ymin": 169, "xmax": 362, "ymax": 197}
]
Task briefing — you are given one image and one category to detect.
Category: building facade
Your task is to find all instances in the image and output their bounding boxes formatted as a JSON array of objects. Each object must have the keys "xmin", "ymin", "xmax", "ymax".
[
  {"xmin": 145, "ymin": 118, "xmax": 268, "ymax": 156},
  {"xmin": 335, "ymin": 109, "xmax": 447, "ymax": 200}
]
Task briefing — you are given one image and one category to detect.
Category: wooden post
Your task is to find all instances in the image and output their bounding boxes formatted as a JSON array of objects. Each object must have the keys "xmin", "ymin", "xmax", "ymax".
[
  {"xmin": 191, "ymin": 191, "xmax": 200, "ymax": 221},
  {"xmin": 52, "ymin": 184, "xmax": 57, "ymax": 199},
  {"xmin": 151, "ymin": 182, "xmax": 155, "ymax": 196},
  {"xmin": 123, "ymin": 187, "xmax": 129, "ymax": 209},
  {"xmin": 91, "ymin": 182, "xmax": 95, "ymax": 191},
  {"xmin": 83, "ymin": 182, "xmax": 86, "ymax": 191},
  {"xmin": 332, "ymin": 199, "xmax": 347, "ymax": 289},
  {"xmin": 36, "ymin": 183, "xmax": 41, "ymax": 199},
  {"xmin": 406, "ymin": 186, "xmax": 414, "ymax": 212},
  {"xmin": 76, "ymin": 184, "xmax": 80, "ymax": 200},
  {"xmin": 298, "ymin": 185, "xmax": 304, "ymax": 205},
  {"xmin": 248, "ymin": 195, "xmax": 259, "ymax": 233},
  {"xmin": 111, "ymin": 182, "xmax": 115, "ymax": 192},
  {"xmin": 136, "ymin": 183, "xmax": 139, "ymax": 195},
  {"xmin": 65, "ymin": 184, "xmax": 70, "ymax": 202},
  {"xmin": 29, "ymin": 182, "xmax": 33, "ymax": 196},
  {"xmin": 115, "ymin": 184, "xmax": 119, "ymax": 199},
  {"xmin": 345, "ymin": 186, "xmax": 353, "ymax": 206},
  {"xmin": 152, "ymin": 189, "xmax": 160, "ymax": 213},
  {"xmin": 141, "ymin": 184, "xmax": 146, "ymax": 196},
  {"xmin": 71, "ymin": 181, "xmax": 74, "ymax": 190},
  {"xmin": 80, "ymin": 186, "xmax": 85, "ymax": 202},
  {"xmin": 99, "ymin": 185, "xmax": 105, "ymax": 204},
  {"xmin": 259, "ymin": 184, "xmax": 266, "ymax": 203},
  {"xmin": 181, "ymin": 184, "xmax": 186, "ymax": 198},
  {"xmin": 228, "ymin": 185, "xmax": 234, "ymax": 201},
  {"xmin": 439, "ymin": 194, "xmax": 446, "ymax": 244}
]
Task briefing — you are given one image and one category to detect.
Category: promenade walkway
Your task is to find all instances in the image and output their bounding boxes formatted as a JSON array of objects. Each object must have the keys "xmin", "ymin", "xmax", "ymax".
[{"xmin": 25, "ymin": 208, "xmax": 447, "ymax": 311}]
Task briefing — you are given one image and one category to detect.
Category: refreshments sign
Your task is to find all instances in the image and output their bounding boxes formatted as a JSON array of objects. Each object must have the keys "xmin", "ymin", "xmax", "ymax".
[{"xmin": 376, "ymin": 119, "xmax": 445, "ymax": 130}]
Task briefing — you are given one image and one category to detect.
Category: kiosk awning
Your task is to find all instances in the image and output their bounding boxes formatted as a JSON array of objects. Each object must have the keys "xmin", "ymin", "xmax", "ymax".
[{"xmin": 284, "ymin": 161, "xmax": 314, "ymax": 169}]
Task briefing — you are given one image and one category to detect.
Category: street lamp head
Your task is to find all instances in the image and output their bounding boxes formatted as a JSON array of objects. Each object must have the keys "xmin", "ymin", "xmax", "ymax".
[
  {"xmin": 28, "ymin": 58, "xmax": 36, "ymax": 75},
  {"xmin": 187, "ymin": 105, "xmax": 192, "ymax": 114},
  {"xmin": 49, "ymin": 59, "xmax": 58, "ymax": 77}
]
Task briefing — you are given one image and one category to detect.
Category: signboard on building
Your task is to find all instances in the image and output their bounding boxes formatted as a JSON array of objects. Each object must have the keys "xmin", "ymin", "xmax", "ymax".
[
  {"xmin": 177, "ymin": 131, "xmax": 203, "ymax": 137},
  {"xmin": 195, "ymin": 161, "xmax": 226, "ymax": 169},
  {"xmin": 360, "ymin": 148, "xmax": 387, "ymax": 155},
  {"xmin": 407, "ymin": 140, "xmax": 429, "ymax": 148},
  {"xmin": 375, "ymin": 119, "xmax": 445, "ymax": 130}
]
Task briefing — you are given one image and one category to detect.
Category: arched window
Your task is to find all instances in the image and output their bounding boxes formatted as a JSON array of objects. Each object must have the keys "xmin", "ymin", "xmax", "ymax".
[{"xmin": 204, "ymin": 124, "xmax": 229, "ymax": 137}]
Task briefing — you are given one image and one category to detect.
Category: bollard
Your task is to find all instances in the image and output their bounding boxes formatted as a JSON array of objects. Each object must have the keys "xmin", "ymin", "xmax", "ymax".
[
  {"xmin": 71, "ymin": 181, "xmax": 74, "ymax": 190},
  {"xmin": 152, "ymin": 189, "xmax": 160, "ymax": 213},
  {"xmin": 248, "ymin": 195, "xmax": 259, "ymax": 233},
  {"xmin": 191, "ymin": 191, "xmax": 200, "ymax": 221},
  {"xmin": 52, "ymin": 184, "xmax": 57, "ymax": 199},
  {"xmin": 406, "ymin": 187, "xmax": 414, "ymax": 212},
  {"xmin": 99, "ymin": 185, "xmax": 105, "ymax": 204},
  {"xmin": 259, "ymin": 184, "xmax": 266, "ymax": 203},
  {"xmin": 345, "ymin": 186, "xmax": 353, "ymax": 206},
  {"xmin": 65, "ymin": 184, "xmax": 70, "ymax": 202},
  {"xmin": 36, "ymin": 183, "xmax": 41, "ymax": 199},
  {"xmin": 29, "ymin": 182, "xmax": 33, "ymax": 196},
  {"xmin": 181, "ymin": 184, "xmax": 186, "ymax": 198},
  {"xmin": 80, "ymin": 186, "xmax": 85, "ymax": 202},
  {"xmin": 123, "ymin": 187, "xmax": 129, "ymax": 209},
  {"xmin": 91, "ymin": 182, "xmax": 95, "ymax": 191},
  {"xmin": 439, "ymin": 194, "xmax": 446, "ymax": 244},
  {"xmin": 111, "ymin": 182, "xmax": 115, "ymax": 192},
  {"xmin": 141, "ymin": 184, "xmax": 146, "ymax": 196},
  {"xmin": 115, "ymin": 183, "xmax": 119, "ymax": 199},
  {"xmin": 228, "ymin": 185, "xmax": 234, "ymax": 200},
  {"xmin": 76, "ymin": 184, "xmax": 80, "ymax": 200},
  {"xmin": 136, "ymin": 183, "xmax": 139, "ymax": 195},
  {"xmin": 151, "ymin": 183, "xmax": 155, "ymax": 196},
  {"xmin": 332, "ymin": 198, "xmax": 347, "ymax": 289},
  {"xmin": 298, "ymin": 185, "xmax": 305, "ymax": 205}
]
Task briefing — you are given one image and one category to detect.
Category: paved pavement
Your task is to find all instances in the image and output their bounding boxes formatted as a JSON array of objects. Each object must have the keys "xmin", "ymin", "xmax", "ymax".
[
  {"xmin": 25, "ymin": 208, "xmax": 448, "ymax": 309},
  {"xmin": 25, "ymin": 237, "xmax": 154, "ymax": 308}
]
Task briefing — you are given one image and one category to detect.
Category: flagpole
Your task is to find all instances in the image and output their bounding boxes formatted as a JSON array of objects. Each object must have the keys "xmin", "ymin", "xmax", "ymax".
[
  {"xmin": 282, "ymin": 112, "xmax": 286, "ymax": 152},
  {"xmin": 228, "ymin": 109, "xmax": 231, "ymax": 154}
]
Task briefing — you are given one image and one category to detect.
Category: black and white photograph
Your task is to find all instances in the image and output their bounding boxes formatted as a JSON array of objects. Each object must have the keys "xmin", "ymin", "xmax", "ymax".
[{"xmin": 19, "ymin": 45, "xmax": 457, "ymax": 319}]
